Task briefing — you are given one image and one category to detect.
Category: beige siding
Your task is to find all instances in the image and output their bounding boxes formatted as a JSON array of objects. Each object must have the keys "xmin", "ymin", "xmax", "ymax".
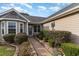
[
  {"xmin": 43, "ymin": 13, "xmax": 79, "ymax": 44},
  {"xmin": 43, "ymin": 22, "xmax": 52, "ymax": 30},
  {"xmin": 55, "ymin": 13, "xmax": 79, "ymax": 36}
]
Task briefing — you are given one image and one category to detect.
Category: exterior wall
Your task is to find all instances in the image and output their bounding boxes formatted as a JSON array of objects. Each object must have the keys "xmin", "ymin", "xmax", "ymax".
[
  {"xmin": 0, "ymin": 20, "xmax": 27, "ymax": 36},
  {"xmin": 43, "ymin": 22, "xmax": 53, "ymax": 30},
  {"xmin": 55, "ymin": 13, "xmax": 79, "ymax": 36},
  {"xmin": 28, "ymin": 24, "xmax": 43, "ymax": 36},
  {"xmin": 54, "ymin": 12, "xmax": 79, "ymax": 44}
]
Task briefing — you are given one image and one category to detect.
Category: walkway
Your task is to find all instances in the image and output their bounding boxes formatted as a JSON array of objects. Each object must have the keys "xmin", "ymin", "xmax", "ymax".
[{"xmin": 28, "ymin": 37, "xmax": 52, "ymax": 56}]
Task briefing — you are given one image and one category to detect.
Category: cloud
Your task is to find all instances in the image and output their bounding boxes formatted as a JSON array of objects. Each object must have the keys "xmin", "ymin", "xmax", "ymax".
[
  {"xmin": 49, "ymin": 6, "xmax": 61, "ymax": 11},
  {"xmin": 1, "ymin": 6, "xmax": 11, "ymax": 9},
  {"xmin": 1, "ymin": 4, "xmax": 29, "ymax": 13},
  {"xmin": 21, "ymin": 3, "xmax": 32, "ymax": 9},
  {"xmin": 38, "ymin": 6, "xmax": 47, "ymax": 11},
  {"xmin": 57, "ymin": 3, "xmax": 71, "ymax": 6}
]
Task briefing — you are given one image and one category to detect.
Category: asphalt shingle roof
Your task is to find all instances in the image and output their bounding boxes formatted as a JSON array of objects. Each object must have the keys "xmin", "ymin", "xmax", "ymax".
[
  {"xmin": 20, "ymin": 13, "xmax": 46, "ymax": 23},
  {"xmin": 48, "ymin": 3, "xmax": 79, "ymax": 18}
]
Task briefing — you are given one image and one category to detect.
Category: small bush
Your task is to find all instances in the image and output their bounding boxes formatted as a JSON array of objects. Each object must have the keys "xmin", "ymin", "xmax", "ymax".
[
  {"xmin": 15, "ymin": 33, "xmax": 28, "ymax": 45},
  {"xmin": 3, "ymin": 34, "xmax": 15, "ymax": 43},
  {"xmin": 61, "ymin": 43, "xmax": 79, "ymax": 56},
  {"xmin": 18, "ymin": 42, "xmax": 32, "ymax": 56}
]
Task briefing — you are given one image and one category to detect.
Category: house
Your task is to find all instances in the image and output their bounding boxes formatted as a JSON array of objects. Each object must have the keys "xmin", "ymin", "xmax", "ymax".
[
  {"xmin": 0, "ymin": 8, "xmax": 46, "ymax": 40},
  {"xmin": 42, "ymin": 3, "xmax": 79, "ymax": 44}
]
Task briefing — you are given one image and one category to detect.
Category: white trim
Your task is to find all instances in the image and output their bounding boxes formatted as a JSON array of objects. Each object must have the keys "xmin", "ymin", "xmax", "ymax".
[
  {"xmin": 27, "ymin": 22, "xmax": 28, "ymax": 35},
  {"xmin": 0, "ymin": 18, "xmax": 26, "ymax": 22},
  {"xmin": 14, "ymin": 9, "xmax": 30, "ymax": 22},
  {"xmin": 0, "ymin": 8, "xmax": 30, "ymax": 22},
  {"xmin": 1, "ymin": 21, "xmax": 5, "ymax": 36}
]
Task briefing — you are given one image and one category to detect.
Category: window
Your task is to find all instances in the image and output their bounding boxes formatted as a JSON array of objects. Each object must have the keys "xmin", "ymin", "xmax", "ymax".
[
  {"xmin": 1, "ymin": 21, "xmax": 5, "ymax": 35},
  {"xmin": 34, "ymin": 25, "xmax": 40, "ymax": 32},
  {"xmin": 20, "ymin": 23, "xmax": 24, "ymax": 33},
  {"xmin": 8, "ymin": 21, "xmax": 16, "ymax": 34}
]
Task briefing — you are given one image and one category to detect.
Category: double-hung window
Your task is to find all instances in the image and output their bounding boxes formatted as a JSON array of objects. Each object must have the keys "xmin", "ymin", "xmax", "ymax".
[{"xmin": 8, "ymin": 21, "xmax": 16, "ymax": 34}]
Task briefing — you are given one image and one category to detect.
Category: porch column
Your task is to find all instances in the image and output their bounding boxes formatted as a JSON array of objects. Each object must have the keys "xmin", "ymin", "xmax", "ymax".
[
  {"xmin": 25, "ymin": 22, "xmax": 28, "ymax": 35},
  {"xmin": 27, "ymin": 22, "xmax": 28, "ymax": 35}
]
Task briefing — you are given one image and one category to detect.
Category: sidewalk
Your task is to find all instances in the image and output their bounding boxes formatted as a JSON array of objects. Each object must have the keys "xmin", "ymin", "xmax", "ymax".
[{"xmin": 29, "ymin": 37, "xmax": 52, "ymax": 56}]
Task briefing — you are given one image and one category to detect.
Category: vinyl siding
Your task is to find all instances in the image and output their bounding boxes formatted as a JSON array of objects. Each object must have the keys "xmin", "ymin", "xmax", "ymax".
[
  {"xmin": 43, "ymin": 22, "xmax": 53, "ymax": 30},
  {"xmin": 54, "ymin": 12, "xmax": 79, "ymax": 36}
]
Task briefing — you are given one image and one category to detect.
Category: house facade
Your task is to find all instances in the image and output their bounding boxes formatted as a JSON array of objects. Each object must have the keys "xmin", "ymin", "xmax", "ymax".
[
  {"xmin": 42, "ymin": 3, "xmax": 79, "ymax": 44},
  {"xmin": 0, "ymin": 8, "xmax": 45, "ymax": 40}
]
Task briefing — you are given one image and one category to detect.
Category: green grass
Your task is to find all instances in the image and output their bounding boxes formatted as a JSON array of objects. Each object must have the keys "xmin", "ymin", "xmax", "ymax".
[{"xmin": 0, "ymin": 44, "xmax": 15, "ymax": 56}]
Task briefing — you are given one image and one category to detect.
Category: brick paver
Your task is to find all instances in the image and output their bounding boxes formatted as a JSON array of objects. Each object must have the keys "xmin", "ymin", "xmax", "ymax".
[{"xmin": 29, "ymin": 37, "xmax": 51, "ymax": 56}]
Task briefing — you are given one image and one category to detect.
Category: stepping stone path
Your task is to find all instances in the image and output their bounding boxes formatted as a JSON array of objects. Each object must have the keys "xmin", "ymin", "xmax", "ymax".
[{"xmin": 29, "ymin": 37, "xmax": 52, "ymax": 56}]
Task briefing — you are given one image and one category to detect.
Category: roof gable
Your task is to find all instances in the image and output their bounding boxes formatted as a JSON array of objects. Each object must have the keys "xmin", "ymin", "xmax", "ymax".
[{"xmin": 0, "ymin": 8, "xmax": 30, "ymax": 22}]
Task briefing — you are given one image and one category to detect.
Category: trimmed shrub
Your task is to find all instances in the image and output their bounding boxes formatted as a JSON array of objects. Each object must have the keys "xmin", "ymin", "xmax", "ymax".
[
  {"xmin": 61, "ymin": 43, "xmax": 79, "ymax": 56},
  {"xmin": 39, "ymin": 30, "xmax": 71, "ymax": 47},
  {"xmin": 15, "ymin": 33, "xmax": 28, "ymax": 45},
  {"xmin": 18, "ymin": 42, "xmax": 32, "ymax": 56},
  {"xmin": 3, "ymin": 34, "xmax": 15, "ymax": 43}
]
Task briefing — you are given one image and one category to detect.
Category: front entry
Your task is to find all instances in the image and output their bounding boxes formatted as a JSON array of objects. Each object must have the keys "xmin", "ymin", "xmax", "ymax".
[{"xmin": 28, "ymin": 26, "xmax": 33, "ymax": 36}]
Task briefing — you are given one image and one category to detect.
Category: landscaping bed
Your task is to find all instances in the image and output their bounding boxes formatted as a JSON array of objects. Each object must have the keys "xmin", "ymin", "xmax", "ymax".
[
  {"xmin": 61, "ymin": 43, "xmax": 79, "ymax": 56},
  {"xmin": 0, "ymin": 43, "xmax": 15, "ymax": 56},
  {"xmin": 37, "ymin": 30, "xmax": 72, "ymax": 56},
  {"xmin": 2, "ymin": 33, "xmax": 36, "ymax": 56}
]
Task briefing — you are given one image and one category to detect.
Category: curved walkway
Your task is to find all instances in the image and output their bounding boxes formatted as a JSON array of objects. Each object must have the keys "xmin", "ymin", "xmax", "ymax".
[{"xmin": 28, "ymin": 37, "xmax": 51, "ymax": 56}]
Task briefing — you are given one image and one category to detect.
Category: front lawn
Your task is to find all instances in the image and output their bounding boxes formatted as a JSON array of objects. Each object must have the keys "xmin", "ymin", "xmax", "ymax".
[{"xmin": 0, "ymin": 44, "xmax": 15, "ymax": 56}]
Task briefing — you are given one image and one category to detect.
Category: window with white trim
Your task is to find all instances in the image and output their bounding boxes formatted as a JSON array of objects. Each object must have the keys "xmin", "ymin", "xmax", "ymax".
[{"xmin": 8, "ymin": 21, "xmax": 16, "ymax": 34}]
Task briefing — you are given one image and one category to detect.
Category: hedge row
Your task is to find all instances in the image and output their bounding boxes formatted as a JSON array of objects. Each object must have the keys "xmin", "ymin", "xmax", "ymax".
[
  {"xmin": 38, "ymin": 30, "xmax": 71, "ymax": 47},
  {"xmin": 61, "ymin": 43, "xmax": 79, "ymax": 56},
  {"xmin": 3, "ymin": 33, "xmax": 28, "ymax": 45}
]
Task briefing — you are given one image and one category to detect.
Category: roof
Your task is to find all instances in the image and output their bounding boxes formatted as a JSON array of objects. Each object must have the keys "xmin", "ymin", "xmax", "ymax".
[
  {"xmin": 0, "ymin": 8, "xmax": 46, "ymax": 24},
  {"xmin": 42, "ymin": 3, "xmax": 79, "ymax": 23},
  {"xmin": 20, "ymin": 13, "xmax": 46, "ymax": 24}
]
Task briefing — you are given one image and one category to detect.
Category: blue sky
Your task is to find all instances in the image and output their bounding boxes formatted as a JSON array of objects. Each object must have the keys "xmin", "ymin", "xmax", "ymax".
[{"xmin": 0, "ymin": 3, "xmax": 70, "ymax": 17}]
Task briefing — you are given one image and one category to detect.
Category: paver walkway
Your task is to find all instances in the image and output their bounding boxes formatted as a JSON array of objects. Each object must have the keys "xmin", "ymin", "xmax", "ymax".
[{"xmin": 29, "ymin": 37, "xmax": 51, "ymax": 56}]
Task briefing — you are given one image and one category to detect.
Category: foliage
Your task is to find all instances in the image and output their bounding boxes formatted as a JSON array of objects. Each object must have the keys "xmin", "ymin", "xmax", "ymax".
[
  {"xmin": 15, "ymin": 33, "xmax": 28, "ymax": 45},
  {"xmin": 39, "ymin": 30, "xmax": 71, "ymax": 47},
  {"xmin": 61, "ymin": 43, "xmax": 79, "ymax": 56},
  {"xmin": 3, "ymin": 34, "xmax": 15, "ymax": 43},
  {"xmin": 18, "ymin": 42, "xmax": 32, "ymax": 56}
]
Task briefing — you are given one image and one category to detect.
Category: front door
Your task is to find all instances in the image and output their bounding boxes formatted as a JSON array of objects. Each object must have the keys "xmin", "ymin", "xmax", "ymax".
[{"xmin": 28, "ymin": 26, "xmax": 33, "ymax": 36}]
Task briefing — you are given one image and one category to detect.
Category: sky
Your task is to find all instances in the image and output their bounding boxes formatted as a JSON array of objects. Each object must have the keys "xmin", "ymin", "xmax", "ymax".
[{"xmin": 0, "ymin": 3, "xmax": 70, "ymax": 17}]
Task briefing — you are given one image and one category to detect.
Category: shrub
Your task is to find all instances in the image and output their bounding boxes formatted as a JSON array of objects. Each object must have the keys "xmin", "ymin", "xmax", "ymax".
[
  {"xmin": 18, "ymin": 42, "xmax": 32, "ymax": 56},
  {"xmin": 3, "ymin": 34, "xmax": 15, "ymax": 43},
  {"xmin": 39, "ymin": 30, "xmax": 71, "ymax": 47},
  {"xmin": 61, "ymin": 43, "xmax": 79, "ymax": 56},
  {"xmin": 15, "ymin": 33, "xmax": 28, "ymax": 45}
]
